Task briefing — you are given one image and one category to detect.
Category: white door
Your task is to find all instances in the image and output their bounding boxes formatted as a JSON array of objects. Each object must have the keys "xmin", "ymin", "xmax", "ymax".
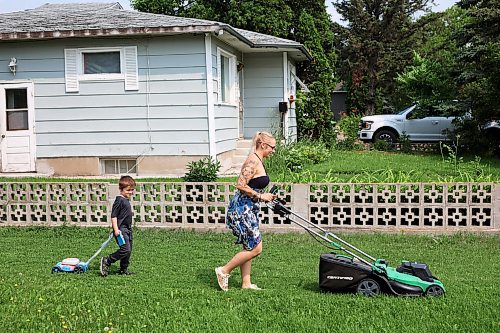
[{"xmin": 0, "ymin": 83, "xmax": 36, "ymax": 172}]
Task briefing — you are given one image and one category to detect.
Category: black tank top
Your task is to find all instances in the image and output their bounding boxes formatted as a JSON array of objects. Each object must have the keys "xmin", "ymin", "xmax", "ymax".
[
  {"xmin": 248, "ymin": 153, "xmax": 270, "ymax": 189},
  {"xmin": 248, "ymin": 175, "xmax": 270, "ymax": 190}
]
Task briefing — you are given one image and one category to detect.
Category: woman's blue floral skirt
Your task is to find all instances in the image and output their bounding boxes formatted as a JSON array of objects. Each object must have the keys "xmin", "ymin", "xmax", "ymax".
[{"xmin": 226, "ymin": 190, "xmax": 262, "ymax": 250}]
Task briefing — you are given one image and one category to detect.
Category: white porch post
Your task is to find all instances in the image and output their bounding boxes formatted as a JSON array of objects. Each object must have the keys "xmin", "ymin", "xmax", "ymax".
[
  {"xmin": 205, "ymin": 33, "xmax": 216, "ymax": 159},
  {"xmin": 282, "ymin": 51, "xmax": 289, "ymax": 143}
]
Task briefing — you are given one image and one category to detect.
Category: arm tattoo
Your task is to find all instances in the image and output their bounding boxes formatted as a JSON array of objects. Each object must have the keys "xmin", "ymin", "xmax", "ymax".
[{"xmin": 236, "ymin": 158, "xmax": 258, "ymax": 195}]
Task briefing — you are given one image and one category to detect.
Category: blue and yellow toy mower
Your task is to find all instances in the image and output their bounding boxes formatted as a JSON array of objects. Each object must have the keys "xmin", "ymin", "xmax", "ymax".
[
  {"xmin": 52, "ymin": 232, "xmax": 113, "ymax": 274},
  {"xmin": 269, "ymin": 186, "xmax": 445, "ymax": 297}
]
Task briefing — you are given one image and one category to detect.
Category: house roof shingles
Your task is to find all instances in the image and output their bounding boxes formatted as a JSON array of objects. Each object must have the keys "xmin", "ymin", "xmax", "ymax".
[{"xmin": 0, "ymin": 2, "xmax": 311, "ymax": 60}]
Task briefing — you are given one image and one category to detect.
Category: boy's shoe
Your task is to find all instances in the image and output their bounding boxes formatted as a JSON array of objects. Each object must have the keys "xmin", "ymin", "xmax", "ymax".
[
  {"xmin": 100, "ymin": 256, "xmax": 110, "ymax": 277},
  {"xmin": 215, "ymin": 267, "xmax": 230, "ymax": 291},
  {"xmin": 118, "ymin": 269, "xmax": 135, "ymax": 275}
]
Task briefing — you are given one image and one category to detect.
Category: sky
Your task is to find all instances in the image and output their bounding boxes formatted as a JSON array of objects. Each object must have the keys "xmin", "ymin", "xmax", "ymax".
[{"xmin": 0, "ymin": 0, "xmax": 458, "ymax": 17}]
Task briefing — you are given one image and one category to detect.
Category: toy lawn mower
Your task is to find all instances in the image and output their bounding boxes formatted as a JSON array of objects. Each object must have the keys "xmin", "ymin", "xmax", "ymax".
[
  {"xmin": 52, "ymin": 232, "xmax": 114, "ymax": 274},
  {"xmin": 268, "ymin": 187, "xmax": 445, "ymax": 297}
]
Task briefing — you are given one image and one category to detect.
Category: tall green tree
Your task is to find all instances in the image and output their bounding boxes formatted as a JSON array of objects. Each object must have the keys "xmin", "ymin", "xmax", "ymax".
[
  {"xmin": 332, "ymin": 0, "xmax": 435, "ymax": 115},
  {"xmin": 295, "ymin": 10, "xmax": 336, "ymax": 141},
  {"xmin": 132, "ymin": 0, "xmax": 294, "ymax": 38},
  {"xmin": 396, "ymin": 7, "xmax": 469, "ymax": 112},
  {"xmin": 132, "ymin": 0, "xmax": 337, "ymax": 141},
  {"xmin": 453, "ymin": 0, "xmax": 500, "ymax": 123}
]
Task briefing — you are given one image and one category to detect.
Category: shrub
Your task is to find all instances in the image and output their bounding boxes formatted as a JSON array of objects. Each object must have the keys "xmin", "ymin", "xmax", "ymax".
[
  {"xmin": 398, "ymin": 132, "xmax": 413, "ymax": 153},
  {"xmin": 267, "ymin": 140, "xmax": 329, "ymax": 172},
  {"xmin": 334, "ymin": 115, "xmax": 363, "ymax": 150},
  {"xmin": 373, "ymin": 139, "xmax": 392, "ymax": 151},
  {"xmin": 336, "ymin": 114, "xmax": 361, "ymax": 140},
  {"xmin": 183, "ymin": 157, "xmax": 220, "ymax": 182}
]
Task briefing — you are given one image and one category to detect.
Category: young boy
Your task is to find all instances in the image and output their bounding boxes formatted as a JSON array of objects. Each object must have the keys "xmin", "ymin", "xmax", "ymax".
[{"xmin": 100, "ymin": 175, "xmax": 136, "ymax": 276}]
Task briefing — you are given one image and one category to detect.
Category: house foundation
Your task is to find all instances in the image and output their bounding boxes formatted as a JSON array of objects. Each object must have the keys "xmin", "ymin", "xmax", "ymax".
[{"xmin": 36, "ymin": 153, "xmax": 236, "ymax": 177}]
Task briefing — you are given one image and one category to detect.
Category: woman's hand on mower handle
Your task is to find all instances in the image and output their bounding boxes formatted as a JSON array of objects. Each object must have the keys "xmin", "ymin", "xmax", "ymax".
[
  {"xmin": 113, "ymin": 229, "xmax": 121, "ymax": 237},
  {"xmin": 260, "ymin": 192, "xmax": 277, "ymax": 202}
]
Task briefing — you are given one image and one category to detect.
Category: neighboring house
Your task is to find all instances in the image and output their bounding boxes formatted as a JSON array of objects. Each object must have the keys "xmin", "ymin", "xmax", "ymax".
[{"xmin": 0, "ymin": 2, "xmax": 311, "ymax": 176}]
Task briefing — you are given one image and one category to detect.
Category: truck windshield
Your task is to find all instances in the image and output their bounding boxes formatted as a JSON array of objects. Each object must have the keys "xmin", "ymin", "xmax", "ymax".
[{"xmin": 397, "ymin": 105, "xmax": 415, "ymax": 115}]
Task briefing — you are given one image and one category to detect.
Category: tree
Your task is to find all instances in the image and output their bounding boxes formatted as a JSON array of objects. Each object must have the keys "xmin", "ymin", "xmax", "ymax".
[
  {"xmin": 132, "ymin": 0, "xmax": 294, "ymax": 38},
  {"xmin": 295, "ymin": 10, "xmax": 336, "ymax": 141},
  {"xmin": 453, "ymin": 0, "xmax": 500, "ymax": 123},
  {"xmin": 396, "ymin": 7, "xmax": 469, "ymax": 113},
  {"xmin": 447, "ymin": 0, "xmax": 500, "ymax": 153},
  {"xmin": 332, "ymin": 0, "xmax": 435, "ymax": 115}
]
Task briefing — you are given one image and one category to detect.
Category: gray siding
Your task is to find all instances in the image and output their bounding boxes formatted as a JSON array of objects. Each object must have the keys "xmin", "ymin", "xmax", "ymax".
[
  {"xmin": 211, "ymin": 39, "xmax": 241, "ymax": 154},
  {"xmin": 0, "ymin": 35, "xmax": 210, "ymax": 158},
  {"xmin": 214, "ymin": 104, "xmax": 238, "ymax": 153},
  {"xmin": 243, "ymin": 53, "xmax": 283, "ymax": 138}
]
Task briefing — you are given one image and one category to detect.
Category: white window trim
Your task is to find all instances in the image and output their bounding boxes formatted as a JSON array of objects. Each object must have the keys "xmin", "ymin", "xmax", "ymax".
[
  {"xmin": 216, "ymin": 47, "xmax": 237, "ymax": 105},
  {"xmin": 64, "ymin": 46, "xmax": 138, "ymax": 92},
  {"xmin": 78, "ymin": 47, "xmax": 125, "ymax": 81}
]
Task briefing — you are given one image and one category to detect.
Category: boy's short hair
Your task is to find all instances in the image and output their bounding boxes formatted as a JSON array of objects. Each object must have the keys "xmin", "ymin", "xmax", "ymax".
[{"xmin": 119, "ymin": 175, "xmax": 136, "ymax": 190}]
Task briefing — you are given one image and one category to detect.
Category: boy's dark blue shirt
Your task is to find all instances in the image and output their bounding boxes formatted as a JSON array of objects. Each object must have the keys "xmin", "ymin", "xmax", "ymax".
[{"xmin": 111, "ymin": 196, "xmax": 132, "ymax": 230}]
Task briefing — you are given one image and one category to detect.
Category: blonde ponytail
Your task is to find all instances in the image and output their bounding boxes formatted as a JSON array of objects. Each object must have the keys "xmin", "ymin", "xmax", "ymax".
[{"xmin": 249, "ymin": 131, "xmax": 274, "ymax": 155}]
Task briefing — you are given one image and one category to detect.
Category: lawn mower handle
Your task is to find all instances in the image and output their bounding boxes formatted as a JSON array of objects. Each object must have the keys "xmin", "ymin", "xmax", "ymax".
[
  {"xmin": 267, "ymin": 187, "xmax": 378, "ymax": 268},
  {"xmin": 84, "ymin": 232, "xmax": 114, "ymax": 265}
]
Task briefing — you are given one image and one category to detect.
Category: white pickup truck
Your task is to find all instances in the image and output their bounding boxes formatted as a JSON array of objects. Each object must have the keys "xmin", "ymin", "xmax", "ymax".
[{"xmin": 358, "ymin": 104, "xmax": 455, "ymax": 144}]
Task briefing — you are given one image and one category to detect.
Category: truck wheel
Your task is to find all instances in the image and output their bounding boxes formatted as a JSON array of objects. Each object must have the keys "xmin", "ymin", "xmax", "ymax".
[
  {"xmin": 425, "ymin": 284, "xmax": 444, "ymax": 297},
  {"xmin": 374, "ymin": 130, "xmax": 397, "ymax": 144},
  {"xmin": 356, "ymin": 278, "xmax": 381, "ymax": 296},
  {"xmin": 52, "ymin": 267, "xmax": 60, "ymax": 273}
]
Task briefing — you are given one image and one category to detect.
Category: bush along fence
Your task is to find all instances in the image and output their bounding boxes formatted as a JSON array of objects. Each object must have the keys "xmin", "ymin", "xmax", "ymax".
[{"xmin": 0, "ymin": 182, "xmax": 498, "ymax": 232}]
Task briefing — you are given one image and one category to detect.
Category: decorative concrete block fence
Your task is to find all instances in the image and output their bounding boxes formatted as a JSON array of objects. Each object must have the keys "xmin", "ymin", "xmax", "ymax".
[{"xmin": 1, "ymin": 182, "xmax": 498, "ymax": 232}]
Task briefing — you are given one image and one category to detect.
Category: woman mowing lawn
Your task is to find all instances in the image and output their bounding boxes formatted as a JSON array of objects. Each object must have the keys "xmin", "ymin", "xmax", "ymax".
[{"xmin": 215, "ymin": 131, "xmax": 277, "ymax": 291}]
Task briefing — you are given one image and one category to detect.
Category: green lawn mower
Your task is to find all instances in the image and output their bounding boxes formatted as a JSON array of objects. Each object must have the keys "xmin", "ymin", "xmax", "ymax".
[{"xmin": 269, "ymin": 187, "xmax": 445, "ymax": 297}]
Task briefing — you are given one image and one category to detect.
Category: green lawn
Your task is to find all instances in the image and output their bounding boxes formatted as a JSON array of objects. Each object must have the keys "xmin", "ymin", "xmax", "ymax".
[
  {"xmin": 269, "ymin": 150, "xmax": 500, "ymax": 183},
  {"xmin": 1, "ymin": 227, "xmax": 498, "ymax": 332},
  {"xmin": 0, "ymin": 150, "xmax": 499, "ymax": 184}
]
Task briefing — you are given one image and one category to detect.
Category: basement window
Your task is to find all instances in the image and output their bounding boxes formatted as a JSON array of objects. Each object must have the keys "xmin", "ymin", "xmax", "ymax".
[{"xmin": 101, "ymin": 159, "xmax": 137, "ymax": 175}]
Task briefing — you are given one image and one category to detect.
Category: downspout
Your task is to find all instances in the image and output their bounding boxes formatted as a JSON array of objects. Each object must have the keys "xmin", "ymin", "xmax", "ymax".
[{"xmin": 205, "ymin": 33, "xmax": 216, "ymax": 160}]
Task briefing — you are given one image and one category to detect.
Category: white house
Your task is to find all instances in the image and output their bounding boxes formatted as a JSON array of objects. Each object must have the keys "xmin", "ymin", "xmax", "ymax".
[{"xmin": 0, "ymin": 2, "xmax": 311, "ymax": 176}]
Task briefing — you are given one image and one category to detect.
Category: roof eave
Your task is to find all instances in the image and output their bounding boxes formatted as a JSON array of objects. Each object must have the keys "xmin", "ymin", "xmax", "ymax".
[
  {"xmin": 0, "ymin": 25, "xmax": 220, "ymax": 41},
  {"xmin": 221, "ymin": 26, "xmax": 312, "ymax": 61},
  {"xmin": 0, "ymin": 23, "xmax": 312, "ymax": 61},
  {"xmin": 249, "ymin": 44, "xmax": 312, "ymax": 61}
]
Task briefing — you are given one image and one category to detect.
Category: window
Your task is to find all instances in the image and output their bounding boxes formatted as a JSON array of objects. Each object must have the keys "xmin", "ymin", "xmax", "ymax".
[
  {"xmin": 216, "ymin": 48, "xmax": 237, "ymax": 104},
  {"xmin": 83, "ymin": 51, "xmax": 121, "ymax": 74},
  {"xmin": 101, "ymin": 159, "xmax": 137, "ymax": 175},
  {"xmin": 79, "ymin": 48, "xmax": 123, "ymax": 80},
  {"xmin": 5, "ymin": 88, "xmax": 28, "ymax": 131},
  {"xmin": 220, "ymin": 55, "xmax": 230, "ymax": 102},
  {"xmin": 64, "ymin": 46, "xmax": 138, "ymax": 92}
]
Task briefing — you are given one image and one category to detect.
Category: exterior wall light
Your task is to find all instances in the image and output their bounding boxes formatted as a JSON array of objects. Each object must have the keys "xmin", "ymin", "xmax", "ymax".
[{"xmin": 9, "ymin": 57, "xmax": 17, "ymax": 75}]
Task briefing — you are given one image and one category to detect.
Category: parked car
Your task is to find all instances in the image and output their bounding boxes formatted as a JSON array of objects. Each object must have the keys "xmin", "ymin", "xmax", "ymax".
[
  {"xmin": 483, "ymin": 120, "xmax": 500, "ymax": 136},
  {"xmin": 482, "ymin": 120, "xmax": 500, "ymax": 155},
  {"xmin": 358, "ymin": 104, "xmax": 455, "ymax": 144}
]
